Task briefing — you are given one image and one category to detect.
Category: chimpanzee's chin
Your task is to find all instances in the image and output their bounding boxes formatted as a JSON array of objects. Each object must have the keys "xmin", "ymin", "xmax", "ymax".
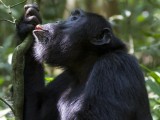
[{"xmin": 33, "ymin": 42, "xmax": 46, "ymax": 62}]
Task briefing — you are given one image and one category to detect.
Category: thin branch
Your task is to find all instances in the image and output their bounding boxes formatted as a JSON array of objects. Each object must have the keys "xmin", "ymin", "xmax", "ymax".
[
  {"xmin": 0, "ymin": 19, "xmax": 16, "ymax": 24},
  {"xmin": 147, "ymin": 0, "xmax": 160, "ymax": 8},
  {"xmin": 0, "ymin": 97, "xmax": 15, "ymax": 115},
  {"xmin": 10, "ymin": 0, "xmax": 27, "ymax": 8},
  {"xmin": 0, "ymin": 0, "xmax": 8, "ymax": 8},
  {"xmin": 0, "ymin": 0, "xmax": 16, "ymax": 24}
]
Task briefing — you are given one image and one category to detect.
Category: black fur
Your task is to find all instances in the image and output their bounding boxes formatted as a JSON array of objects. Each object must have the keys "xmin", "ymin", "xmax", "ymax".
[{"xmin": 16, "ymin": 4, "xmax": 152, "ymax": 120}]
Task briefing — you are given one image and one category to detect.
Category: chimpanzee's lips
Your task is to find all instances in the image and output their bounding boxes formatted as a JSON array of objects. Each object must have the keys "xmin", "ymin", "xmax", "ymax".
[
  {"xmin": 35, "ymin": 24, "xmax": 43, "ymax": 30},
  {"xmin": 34, "ymin": 25, "xmax": 49, "ymax": 34}
]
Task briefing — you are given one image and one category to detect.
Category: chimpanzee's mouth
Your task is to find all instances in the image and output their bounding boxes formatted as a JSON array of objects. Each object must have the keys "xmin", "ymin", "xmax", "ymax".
[
  {"xmin": 32, "ymin": 24, "xmax": 49, "ymax": 42},
  {"xmin": 33, "ymin": 30, "xmax": 45, "ymax": 42}
]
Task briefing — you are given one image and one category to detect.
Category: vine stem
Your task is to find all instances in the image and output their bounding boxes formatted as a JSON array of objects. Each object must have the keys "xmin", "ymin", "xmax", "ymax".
[
  {"xmin": 12, "ymin": 1, "xmax": 38, "ymax": 120},
  {"xmin": 0, "ymin": 0, "xmax": 27, "ymax": 24},
  {"xmin": 0, "ymin": 97, "xmax": 15, "ymax": 115}
]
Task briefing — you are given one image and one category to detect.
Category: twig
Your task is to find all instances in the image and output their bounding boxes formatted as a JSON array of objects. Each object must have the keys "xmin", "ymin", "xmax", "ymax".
[
  {"xmin": 0, "ymin": 0, "xmax": 28, "ymax": 24},
  {"xmin": 0, "ymin": 97, "xmax": 15, "ymax": 115},
  {"xmin": 0, "ymin": 0, "xmax": 16, "ymax": 24},
  {"xmin": 0, "ymin": 0, "xmax": 8, "ymax": 8},
  {"xmin": 147, "ymin": 0, "xmax": 160, "ymax": 8},
  {"xmin": 10, "ymin": 0, "xmax": 27, "ymax": 8},
  {"xmin": 0, "ymin": 19, "xmax": 16, "ymax": 24}
]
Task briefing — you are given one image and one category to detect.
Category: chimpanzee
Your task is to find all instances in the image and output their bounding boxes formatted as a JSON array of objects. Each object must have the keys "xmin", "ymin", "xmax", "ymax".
[{"xmin": 16, "ymin": 4, "xmax": 152, "ymax": 120}]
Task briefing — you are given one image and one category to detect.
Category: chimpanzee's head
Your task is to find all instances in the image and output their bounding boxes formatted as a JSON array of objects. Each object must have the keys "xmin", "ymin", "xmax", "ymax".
[{"xmin": 33, "ymin": 9, "xmax": 125, "ymax": 67}]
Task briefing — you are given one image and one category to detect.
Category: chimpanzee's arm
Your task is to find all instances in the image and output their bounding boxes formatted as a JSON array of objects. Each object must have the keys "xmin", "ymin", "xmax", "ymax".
[{"xmin": 16, "ymin": 4, "xmax": 44, "ymax": 120}]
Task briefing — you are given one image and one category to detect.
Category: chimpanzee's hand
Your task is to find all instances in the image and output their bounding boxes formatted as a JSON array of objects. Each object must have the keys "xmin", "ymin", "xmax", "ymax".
[{"xmin": 16, "ymin": 3, "xmax": 42, "ymax": 40}]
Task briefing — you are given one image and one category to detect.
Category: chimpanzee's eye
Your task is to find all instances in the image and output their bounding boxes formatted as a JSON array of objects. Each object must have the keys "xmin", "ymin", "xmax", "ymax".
[{"xmin": 71, "ymin": 16, "xmax": 78, "ymax": 21}]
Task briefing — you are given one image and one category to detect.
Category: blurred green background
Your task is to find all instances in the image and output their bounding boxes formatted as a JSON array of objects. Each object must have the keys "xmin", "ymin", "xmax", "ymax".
[{"xmin": 0, "ymin": 0, "xmax": 160, "ymax": 119}]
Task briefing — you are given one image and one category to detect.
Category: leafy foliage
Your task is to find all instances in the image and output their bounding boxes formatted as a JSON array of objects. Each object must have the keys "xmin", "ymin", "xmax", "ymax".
[{"xmin": 142, "ymin": 65, "xmax": 160, "ymax": 119}]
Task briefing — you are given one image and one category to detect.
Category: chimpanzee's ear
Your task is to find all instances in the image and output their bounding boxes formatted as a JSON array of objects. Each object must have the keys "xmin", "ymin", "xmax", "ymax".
[{"xmin": 91, "ymin": 28, "xmax": 112, "ymax": 45}]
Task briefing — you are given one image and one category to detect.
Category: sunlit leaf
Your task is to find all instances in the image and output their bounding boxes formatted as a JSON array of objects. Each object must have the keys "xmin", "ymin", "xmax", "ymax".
[
  {"xmin": 137, "ymin": 15, "xmax": 146, "ymax": 23},
  {"xmin": 45, "ymin": 77, "xmax": 54, "ymax": 82},
  {"xmin": 146, "ymin": 80, "xmax": 160, "ymax": 96},
  {"xmin": 149, "ymin": 72, "xmax": 160, "ymax": 84},
  {"xmin": 0, "ymin": 77, "xmax": 4, "ymax": 85},
  {"xmin": 141, "ymin": 65, "xmax": 160, "ymax": 84}
]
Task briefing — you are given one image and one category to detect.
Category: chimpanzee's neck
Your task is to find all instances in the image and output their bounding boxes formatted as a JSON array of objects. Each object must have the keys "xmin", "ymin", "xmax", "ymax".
[{"xmin": 67, "ymin": 54, "xmax": 98, "ymax": 84}]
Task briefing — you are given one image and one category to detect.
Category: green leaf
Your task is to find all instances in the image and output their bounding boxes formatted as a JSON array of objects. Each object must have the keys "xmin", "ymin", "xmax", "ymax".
[
  {"xmin": 137, "ymin": 15, "xmax": 146, "ymax": 23},
  {"xmin": 45, "ymin": 77, "xmax": 54, "ymax": 82},
  {"xmin": 149, "ymin": 72, "xmax": 160, "ymax": 84},
  {"xmin": 141, "ymin": 65, "xmax": 160, "ymax": 84},
  {"xmin": 146, "ymin": 80, "xmax": 160, "ymax": 96},
  {"xmin": 0, "ymin": 77, "xmax": 4, "ymax": 85}
]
